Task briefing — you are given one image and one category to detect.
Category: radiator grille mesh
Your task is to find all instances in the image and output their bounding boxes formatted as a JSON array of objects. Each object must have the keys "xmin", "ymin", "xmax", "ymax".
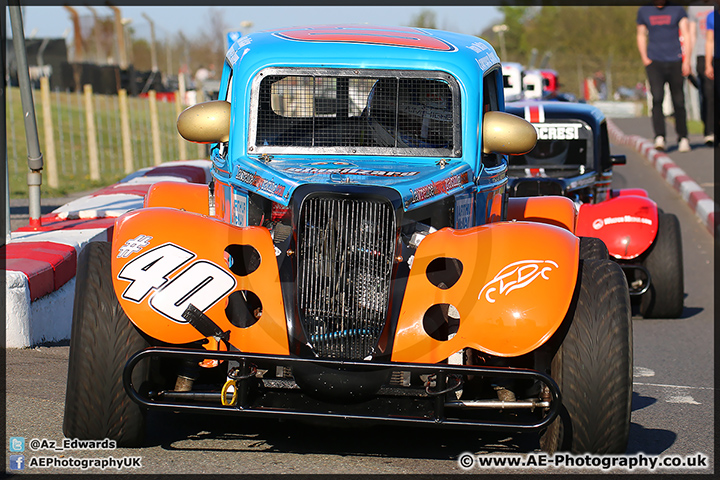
[{"xmin": 297, "ymin": 196, "xmax": 396, "ymax": 359}]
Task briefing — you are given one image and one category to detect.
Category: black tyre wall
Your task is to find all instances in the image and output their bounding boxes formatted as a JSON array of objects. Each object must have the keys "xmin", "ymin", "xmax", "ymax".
[
  {"xmin": 541, "ymin": 259, "xmax": 633, "ymax": 454},
  {"xmin": 640, "ymin": 212, "xmax": 684, "ymax": 318},
  {"xmin": 579, "ymin": 236, "xmax": 609, "ymax": 261},
  {"xmin": 63, "ymin": 241, "xmax": 149, "ymax": 447}
]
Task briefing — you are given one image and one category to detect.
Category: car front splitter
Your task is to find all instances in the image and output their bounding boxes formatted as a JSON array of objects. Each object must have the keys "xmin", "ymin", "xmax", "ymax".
[{"xmin": 123, "ymin": 346, "xmax": 561, "ymax": 432}]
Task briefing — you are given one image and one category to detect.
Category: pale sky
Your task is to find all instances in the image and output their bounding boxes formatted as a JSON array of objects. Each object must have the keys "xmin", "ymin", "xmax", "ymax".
[{"xmin": 8, "ymin": 6, "xmax": 504, "ymax": 41}]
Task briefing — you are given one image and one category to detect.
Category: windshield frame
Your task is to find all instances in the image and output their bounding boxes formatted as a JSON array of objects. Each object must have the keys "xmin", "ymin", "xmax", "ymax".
[{"xmin": 247, "ymin": 67, "xmax": 462, "ymax": 157}]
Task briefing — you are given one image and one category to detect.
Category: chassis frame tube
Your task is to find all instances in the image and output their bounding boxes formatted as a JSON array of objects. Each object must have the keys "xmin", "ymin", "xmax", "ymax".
[{"xmin": 123, "ymin": 346, "xmax": 561, "ymax": 431}]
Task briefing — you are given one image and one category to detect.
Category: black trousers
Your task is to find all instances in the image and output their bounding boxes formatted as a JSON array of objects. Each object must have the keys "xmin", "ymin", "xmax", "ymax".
[
  {"xmin": 696, "ymin": 56, "xmax": 715, "ymax": 137},
  {"xmin": 645, "ymin": 61, "xmax": 688, "ymax": 139}
]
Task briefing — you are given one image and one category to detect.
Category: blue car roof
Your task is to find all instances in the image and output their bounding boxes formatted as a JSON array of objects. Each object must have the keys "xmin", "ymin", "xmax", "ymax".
[
  {"xmin": 226, "ymin": 25, "xmax": 500, "ymax": 77},
  {"xmin": 219, "ymin": 25, "xmax": 505, "ymax": 171},
  {"xmin": 215, "ymin": 25, "xmax": 507, "ymax": 208}
]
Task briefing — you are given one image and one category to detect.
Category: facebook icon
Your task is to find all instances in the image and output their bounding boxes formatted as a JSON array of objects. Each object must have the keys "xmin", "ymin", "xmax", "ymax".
[{"xmin": 9, "ymin": 455, "xmax": 25, "ymax": 470}]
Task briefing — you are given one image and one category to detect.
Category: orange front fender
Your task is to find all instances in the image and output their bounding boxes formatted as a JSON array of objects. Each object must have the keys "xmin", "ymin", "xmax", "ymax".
[
  {"xmin": 111, "ymin": 207, "xmax": 288, "ymax": 355},
  {"xmin": 392, "ymin": 222, "xmax": 579, "ymax": 363},
  {"xmin": 506, "ymin": 196, "xmax": 577, "ymax": 233},
  {"xmin": 144, "ymin": 181, "xmax": 210, "ymax": 215}
]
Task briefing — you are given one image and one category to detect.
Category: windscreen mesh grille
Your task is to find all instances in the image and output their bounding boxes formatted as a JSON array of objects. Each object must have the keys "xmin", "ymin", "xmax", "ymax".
[
  {"xmin": 297, "ymin": 196, "xmax": 396, "ymax": 359},
  {"xmin": 255, "ymin": 74, "xmax": 455, "ymax": 153}
]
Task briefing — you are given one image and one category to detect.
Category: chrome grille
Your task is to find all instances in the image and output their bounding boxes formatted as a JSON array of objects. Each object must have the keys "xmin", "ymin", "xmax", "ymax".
[{"xmin": 297, "ymin": 196, "xmax": 396, "ymax": 359}]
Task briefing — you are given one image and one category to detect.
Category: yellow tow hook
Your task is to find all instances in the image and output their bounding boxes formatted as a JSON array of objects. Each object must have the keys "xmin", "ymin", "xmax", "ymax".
[
  {"xmin": 221, "ymin": 365, "xmax": 257, "ymax": 406},
  {"xmin": 221, "ymin": 378, "xmax": 238, "ymax": 406}
]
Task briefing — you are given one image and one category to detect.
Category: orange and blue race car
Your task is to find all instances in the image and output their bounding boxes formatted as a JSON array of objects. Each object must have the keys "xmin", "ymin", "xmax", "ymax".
[
  {"xmin": 505, "ymin": 100, "xmax": 683, "ymax": 319},
  {"xmin": 63, "ymin": 25, "xmax": 633, "ymax": 454}
]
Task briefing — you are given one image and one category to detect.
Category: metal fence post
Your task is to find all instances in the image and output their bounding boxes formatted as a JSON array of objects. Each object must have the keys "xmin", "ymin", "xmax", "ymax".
[
  {"xmin": 40, "ymin": 76, "xmax": 58, "ymax": 188},
  {"xmin": 196, "ymin": 88, "xmax": 205, "ymax": 159},
  {"xmin": 4, "ymin": 154, "xmax": 10, "ymax": 244},
  {"xmin": 149, "ymin": 90, "xmax": 162, "ymax": 165},
  {"xmin": 84, "ymin": 84, "xmax": 100, "ymax": 181},
  {"xmin": 119, "ymin": 89, "xmax": 134, "ymax": 174},
  {"xmin": 175, "ymin": 90, "xmax": 187, "ymax": 160}
]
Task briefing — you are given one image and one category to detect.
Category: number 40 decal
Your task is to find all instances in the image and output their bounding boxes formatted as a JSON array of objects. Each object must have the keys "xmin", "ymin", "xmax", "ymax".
[{"xmin": 117, "ymin": 243, "xmax": 236, "ymax": 324}]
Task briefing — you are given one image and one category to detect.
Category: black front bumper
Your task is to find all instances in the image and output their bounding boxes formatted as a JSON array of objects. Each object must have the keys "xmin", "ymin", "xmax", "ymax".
[{"xmin": 123, "ymin": 347, "xmax": 561, "ymax": 432}]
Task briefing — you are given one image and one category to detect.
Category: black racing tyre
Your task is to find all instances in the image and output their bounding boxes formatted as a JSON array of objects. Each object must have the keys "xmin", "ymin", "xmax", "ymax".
[
  {"xmin": 639, "ymin": 212, "xmax": 684, "ymax": 318},
  {"xmin": 63, "ymin": 241, "xmax": 149, "ymax": 447},
  {"xmin": 540, "ymin": 259, "xmax": 633, "ymax": 454},
  {"xmin": 579, "ymin": 236, "xmax": 609, "ymax": 261}
]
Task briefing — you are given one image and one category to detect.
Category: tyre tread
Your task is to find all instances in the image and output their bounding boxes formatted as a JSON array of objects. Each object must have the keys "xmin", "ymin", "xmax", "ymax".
[
  {"xmin": 63, "ymin": 242, "xmax": 148, "ymax": 447},
  {"xmin": 640, "ymin": 213, "xmax": 684, "ymax": 318},
  {"xmin": 579, "ymin": 237, "xmax": 609, "ymax": 261},
  {"xmin": 541, "ymin": 258, "xmax": 633, "ymax": 454}
]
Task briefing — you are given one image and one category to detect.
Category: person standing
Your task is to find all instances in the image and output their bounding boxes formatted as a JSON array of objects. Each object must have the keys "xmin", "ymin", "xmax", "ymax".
[
  {"xmin": 688, "ymin": 0, "xmax": 715, "ymax": 145},
  {"xmin": 704, "ymin": 8, "xmax": 718, "ymax": 143},
  {"xmin": 637, "ymin": 0, "xmax": 692, "ymax": 152}
]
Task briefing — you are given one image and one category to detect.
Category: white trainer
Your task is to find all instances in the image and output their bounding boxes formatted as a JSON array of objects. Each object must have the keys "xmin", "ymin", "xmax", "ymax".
[
  {"xmin": 654, "ymin": 136, "xmax": 665, "ymax": 151},
  {"xmin": 678, "ymin": 137, "xmax": 691, "ymax": 153},
  {"xmin": 704, "ymin": 134, "xmax": 714, "ymax": 145}
]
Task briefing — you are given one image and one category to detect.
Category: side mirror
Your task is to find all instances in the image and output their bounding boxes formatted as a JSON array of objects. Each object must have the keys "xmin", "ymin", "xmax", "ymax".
[
  {"xmin": 482, "ymin": 111, "xmax": 537, "ymax": 155},
  {"xmin": 177, "ymin": 100, "xmax": 231, "ymax": 143},
  {"xmin": 611, "ymin": 154, "xmax": 626, "ymax": 166}
]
